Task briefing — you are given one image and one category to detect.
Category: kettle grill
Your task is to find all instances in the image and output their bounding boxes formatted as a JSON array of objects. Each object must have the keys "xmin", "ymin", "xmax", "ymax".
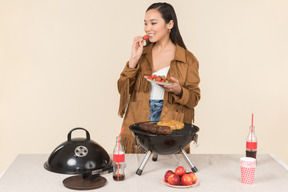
[{"xmin": 129, "ymin": 121, "xmax": 199, "ymax": 175}]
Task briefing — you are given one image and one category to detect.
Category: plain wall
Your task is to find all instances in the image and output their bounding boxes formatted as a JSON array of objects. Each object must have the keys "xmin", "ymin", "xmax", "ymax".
[{"xmin": 1, "ymin": 0, "xmax": 288, "ymax": 174}]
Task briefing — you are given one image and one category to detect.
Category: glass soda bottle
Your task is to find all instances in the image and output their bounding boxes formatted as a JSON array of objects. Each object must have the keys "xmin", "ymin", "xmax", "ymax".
[
  {"xmin": 246, "ymin": 126, "xmax": 258, "ymax": 159},
  {"xmin": 112, "ymin": 136, "xmax": 125, "ymax": 181}
]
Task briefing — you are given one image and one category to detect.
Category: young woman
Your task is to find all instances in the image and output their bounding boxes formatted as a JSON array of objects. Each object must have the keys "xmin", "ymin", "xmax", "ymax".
[{"xmin": 118, "ymin": 2, "xmax": 200, "ymax": 153}]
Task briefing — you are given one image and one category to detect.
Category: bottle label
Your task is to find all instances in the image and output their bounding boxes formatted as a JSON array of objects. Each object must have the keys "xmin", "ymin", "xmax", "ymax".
[
  {"xmin": 246, "ymin": 142, "xmax": 257, "ymax": 150},
  {"xmin": 113, "ymin": 154, "xmax": 125, "ymax": 162}
]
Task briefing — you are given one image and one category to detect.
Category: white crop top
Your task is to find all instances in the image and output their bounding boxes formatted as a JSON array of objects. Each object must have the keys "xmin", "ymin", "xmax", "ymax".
[{"xmin": 149, "ymin": 66, "xmax": 170, "ymax": 100}]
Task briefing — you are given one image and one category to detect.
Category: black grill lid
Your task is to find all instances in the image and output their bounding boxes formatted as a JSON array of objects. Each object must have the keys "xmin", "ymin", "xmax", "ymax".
[{"xmin": 44, "ymin": 128, "xmax": 111, "ymax": 174}]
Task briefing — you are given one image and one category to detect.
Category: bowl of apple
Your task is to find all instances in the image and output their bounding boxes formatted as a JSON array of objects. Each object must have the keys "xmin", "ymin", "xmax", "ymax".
[{"xmin": 163, "ymin": 166, "xmax": 199, "ymax": 188}]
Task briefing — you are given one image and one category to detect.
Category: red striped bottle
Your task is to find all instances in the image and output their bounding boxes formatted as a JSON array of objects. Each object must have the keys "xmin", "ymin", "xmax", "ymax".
[
  {"xmin": 113, "ymin": 136, "xmax": 125, "ymax": 181},
  {"xmin": 246, "ymin": 126, "xmax": 258, "ymax": 159}
]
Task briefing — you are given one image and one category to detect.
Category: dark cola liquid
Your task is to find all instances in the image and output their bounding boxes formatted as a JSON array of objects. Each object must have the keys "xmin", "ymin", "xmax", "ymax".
[
  {"xmin": 113, "ymin": 174, "xmax": 125, "ymax": 181},
  {"xmin": 246, "ymin": 150, "xmax": 257, "ymax": 159}
]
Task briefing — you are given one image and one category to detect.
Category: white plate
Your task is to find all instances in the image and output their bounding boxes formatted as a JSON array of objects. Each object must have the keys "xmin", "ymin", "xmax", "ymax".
[
  {"xmin": 162, "ymin": 178, "xmax": 199, "ymax": 188},
  {"xmin": 144, "ymin": 76, "xmax": 172, "ymax": 86}
]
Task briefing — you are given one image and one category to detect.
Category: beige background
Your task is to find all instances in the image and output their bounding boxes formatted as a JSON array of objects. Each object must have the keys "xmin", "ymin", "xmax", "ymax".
[{"xmin": 1, "ymin": 0, "xmax": 288, "ymax": 175}]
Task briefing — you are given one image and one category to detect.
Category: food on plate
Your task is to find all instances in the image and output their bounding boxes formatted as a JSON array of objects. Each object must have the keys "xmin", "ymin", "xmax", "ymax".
[
  {"xmin": 187, "ymin": 172, "xmax": 197, "ymax": 184},
  {"xmin": 181, "ymin": 173, "xmax": 194, "ymax": 186},
  {"xmin": 143, "ymin": 35, "xmax": 149, "ymax": 40},
  {"xmin": 147, "ymin": 75, "xmax": 171, "ymax": 83},
  {"xmin": 164, "ymin": 170, "xmax": 174, "ymax": 182},
  {"xmin": 167, "ymin": 173, "xmax": 181, "ymax": 185},
  {"xmin": 175, "ymin": 166, "xmax": 186, "ymax": 177},
  {"xmin": 163, "ymin": 166, "xmax": 198, "ymax": 186},
  {"xmin": 138, "ymin": 123, "xmax": 172, "ymax": 135},
  {"xmin": 157, "ymin": 120, "xmax": 184, "ymax": 131}
]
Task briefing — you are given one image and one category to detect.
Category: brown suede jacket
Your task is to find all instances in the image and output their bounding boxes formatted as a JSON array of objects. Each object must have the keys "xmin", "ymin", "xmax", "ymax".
[{"xmin": 117, "ymin": 43, "xmax": 200, "ymax": 153}]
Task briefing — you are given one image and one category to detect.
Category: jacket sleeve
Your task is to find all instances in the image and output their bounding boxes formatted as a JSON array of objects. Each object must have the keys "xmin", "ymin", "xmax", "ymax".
[
  {"xmin": 171, "ymin": 56, "xmax": 201, "ymax": 109},
  {"xmin": 117, "ymin": 61, "xmax": 140, "ymax": 117}
]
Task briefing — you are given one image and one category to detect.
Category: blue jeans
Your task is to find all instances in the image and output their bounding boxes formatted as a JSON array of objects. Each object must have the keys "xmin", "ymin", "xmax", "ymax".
[{"xmin": 148, "ymin": 100, "xmax": 163, "ymax": 122}]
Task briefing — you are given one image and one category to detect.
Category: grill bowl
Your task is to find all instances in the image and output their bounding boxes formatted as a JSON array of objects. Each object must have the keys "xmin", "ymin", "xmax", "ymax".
[{"xmin": 129, "ymin": 121, "xmax": 199, "ymax": 155}]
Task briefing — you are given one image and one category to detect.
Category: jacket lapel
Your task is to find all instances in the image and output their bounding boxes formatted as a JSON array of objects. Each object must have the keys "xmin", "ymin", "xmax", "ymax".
[{"xmin": 143, "ymin": 44, "xmax": 154, "ymax": 72}]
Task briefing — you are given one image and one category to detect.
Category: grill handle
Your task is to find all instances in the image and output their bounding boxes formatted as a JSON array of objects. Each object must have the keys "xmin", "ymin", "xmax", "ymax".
[
  {"xmin": 67, "ymin": 127, "xmax": 91, "ymax": 142},
  {"xmin": 192, "ymin": 134, "xmax": 199, "ymax": 147}
]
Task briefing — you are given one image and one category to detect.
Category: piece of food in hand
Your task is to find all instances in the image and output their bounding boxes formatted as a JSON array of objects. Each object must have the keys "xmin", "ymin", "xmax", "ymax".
[
  {"xmin": 143, "ymin": 35, "xmax": 149, "ymax": 40},
  {"xmin": 138, "ymin": 123, "xmax": 172, "ymax": 135},
  {"xmin": 164, "ymin": 170, "xmax": 174, "ymax": 182},
  {"xmin": 187, "ymin": 172, "xmax": 197, "ymax": 184},
  {"xmin": 175, "ymin": 166, "xmax": 186, "ymax": 177},
  {"xmin": 157, "ymin": 120, "xmax": 184, "ymax": 131},
  {"xmin": 181, "ymin": 173, "xmax": 194, "ymax": 186},
  {"xmin": 167, "ymin": 173, "xmax": 181, "ymax": 185}
]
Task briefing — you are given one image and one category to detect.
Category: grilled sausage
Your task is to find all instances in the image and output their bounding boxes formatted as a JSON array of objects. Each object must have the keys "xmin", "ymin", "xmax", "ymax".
[
  {"xmin": 138, "ymin": 123, "xmax": 172, "ymax": 135},
  {"xmin": 156, "ymin": 125, "xmax": 172, "ymax": 135}
]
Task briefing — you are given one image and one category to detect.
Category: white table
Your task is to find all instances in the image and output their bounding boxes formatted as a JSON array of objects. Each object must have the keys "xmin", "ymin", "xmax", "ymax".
[{"xmin": 0, "ymin": 154, "xmax": 288, "ymax": 192}]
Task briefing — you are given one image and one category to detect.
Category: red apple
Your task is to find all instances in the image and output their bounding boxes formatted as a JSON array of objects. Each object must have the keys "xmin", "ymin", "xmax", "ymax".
[
  {"xmin": 181, "ymin": 174, "xmax": 193, "ymax": 186},
  {"xmin": 167, "ymin": 173, "xmax": 181, "ymax": 185},
  {"xmin": 187, "ymin": 172, "xmax": 197, "ymax": 183},
  {"xmin": 164, "ymin": 170, "xmax": 174, "ymax": 182},
  {"xmin": 175, "ymin": 166, "xmax": 186, "ymax": 177}
]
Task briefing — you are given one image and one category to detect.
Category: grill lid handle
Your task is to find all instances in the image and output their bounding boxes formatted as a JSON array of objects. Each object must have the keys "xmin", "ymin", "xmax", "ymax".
[{"xmin": 67, "ymin": 127, "xmax": 90, "ymax": 142}]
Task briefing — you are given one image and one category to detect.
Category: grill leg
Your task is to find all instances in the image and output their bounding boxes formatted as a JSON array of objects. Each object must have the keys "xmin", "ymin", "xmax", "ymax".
[
  {"xmin": 136, "ymin": 151, "xmax": 152, "ymax": 175},
  {"xmin": 180, "ymin": 148, "xmax": 198, "ymax": 173},
  {"xmin": 152, "ymin": 153, "xmax": 158, "ymax": 161}
]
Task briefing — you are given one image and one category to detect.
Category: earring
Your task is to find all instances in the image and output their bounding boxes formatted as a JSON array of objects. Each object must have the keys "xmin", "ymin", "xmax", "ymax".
[{"xmin": 169, "ymin": 29, "xmax": 171, "ymax": 33}]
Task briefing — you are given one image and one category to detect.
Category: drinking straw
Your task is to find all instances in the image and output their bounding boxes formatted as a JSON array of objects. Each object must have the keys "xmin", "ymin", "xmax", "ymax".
[
  {"xmin": 117, "ymin": 126, "xmax": 125, "ymax": 180},
  {"xmin": 251, "ymin": 113, "xmax": 254, "ymax": 128},
  {"xmin": 251, "ymin": 113, "xmax": 254, "ymax": 142}
]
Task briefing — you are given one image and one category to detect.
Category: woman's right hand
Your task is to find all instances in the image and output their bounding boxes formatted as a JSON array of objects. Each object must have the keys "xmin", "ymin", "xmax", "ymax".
[{"xmin": 128, "ymin": 36, "xmax": 145, "ymax": 68}]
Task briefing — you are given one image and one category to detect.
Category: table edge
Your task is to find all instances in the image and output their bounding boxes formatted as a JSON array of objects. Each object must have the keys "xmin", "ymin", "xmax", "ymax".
[{"xmin": 270, "ymin": 154, "xmax": 288, "ymax": 171}]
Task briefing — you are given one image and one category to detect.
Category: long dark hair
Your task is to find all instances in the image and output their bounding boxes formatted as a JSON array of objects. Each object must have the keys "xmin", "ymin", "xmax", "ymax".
[{"xmin": 146, "ymin": 2, "xmax": 187, "ymax": 49}]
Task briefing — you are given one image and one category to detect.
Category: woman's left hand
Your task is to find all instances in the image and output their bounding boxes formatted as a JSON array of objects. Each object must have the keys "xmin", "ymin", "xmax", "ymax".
[{"xmin": 162, "ymin": 77, "xmax": 182, "ymax": 96}]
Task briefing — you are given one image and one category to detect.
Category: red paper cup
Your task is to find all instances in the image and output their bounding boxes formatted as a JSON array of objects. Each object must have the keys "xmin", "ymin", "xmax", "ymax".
[{"xmin": 240, "ymin": 157, "xmax": 256, "ymax": 184}]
